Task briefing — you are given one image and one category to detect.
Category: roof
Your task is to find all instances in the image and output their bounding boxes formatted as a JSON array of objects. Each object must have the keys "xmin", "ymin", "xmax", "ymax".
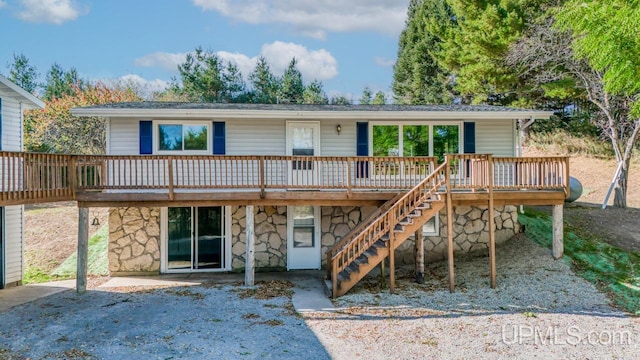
[
  {"xmin": 71, "ymin": 101, "xmax": 553, "ymax": 120},
  {"xmin": 0, "ymin": 74, "xmax": 45, "ymax": 109}
]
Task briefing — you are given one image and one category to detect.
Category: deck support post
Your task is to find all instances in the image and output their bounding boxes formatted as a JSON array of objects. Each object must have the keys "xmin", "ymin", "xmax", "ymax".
[
  {"xmin": 445, "ymin": 156, "xmax": 455, "ymax": 293},
  {"xmin": 488, "ymin": 155, "xmax": 496, "ymax": 289},
  {"xmin": 389, "ymin": 231, "xmax": 395, "ymax": 294},
  {"xmin": 245, "ymin": 205, "xmax": 255, "ymax": 286},
  {"xmin": 414, "ymin": 229, "xmax": 424, "ymax": 284},
  {"xmin": 552, "ymin": 204, "xmax": 564, "ymax": 259},
  {"xmin": 76, "ymin": 207, "xmax": 89, "ymax": 293}
]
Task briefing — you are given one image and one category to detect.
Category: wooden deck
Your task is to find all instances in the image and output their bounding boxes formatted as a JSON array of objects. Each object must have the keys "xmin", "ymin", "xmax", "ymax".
[{"xmin": 0, "ymin": 152, "xmax": 569, "ymax": 207}]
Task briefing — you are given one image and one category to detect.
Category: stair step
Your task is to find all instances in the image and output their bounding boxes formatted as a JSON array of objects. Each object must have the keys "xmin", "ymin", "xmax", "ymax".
[
  {"xmin": 394, "ymin": 224, "xmax": 405, "ymax": 233},
  {"xmin": 337, "ymin": 271, "xmax": 350, "ymax": 283},
  {"xmin": 345, "ymin": 262, "xmax": 359, "ymax": 275},
  {"xmin": 399, "ymin": 218, "xmax": 413, "ymax": 226},
  {"xmin": 354, "ymin": 255, "xmax": 369, "ymax": 266},
  {"xmin": 415, "ymin": 203, "xmax": 431, "ymax": 210},
  {"xmin": 408, "ymin": 210, "xmax": 422, "ymax": 218},
  {"xmin": 323, "ymin": 279, "xmax": 333, "ymax": 297},
  {"xmin": 364, "ymin": 247, "xmax": 378, "ymax": 257},
  {"xmin": 380, "ymin": 234, "xmax": 389, "ymax": 242}
]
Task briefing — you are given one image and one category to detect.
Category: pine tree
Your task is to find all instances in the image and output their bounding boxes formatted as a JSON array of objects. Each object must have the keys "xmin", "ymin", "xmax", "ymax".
[
  {"xmin": 279, "ymin": 58, "xmax": 304, "ymax": 104},
  {"xmin": 360, "ymin": 86, "xmax": 373, "ymax": 105},
  {"xmin": 302, "ymin": 80, "xmax": 328, "ymax": 104},
  {"xmin": 249, "ymin": 56, "xmax": 280, "ymax": 104},
  {"xmin": 7, "ymin": 53, "xmax": 39, "ymax": 94},
  {"xmin": 44, "ymin": 63, "xmax": 84, "ymax": 101}
]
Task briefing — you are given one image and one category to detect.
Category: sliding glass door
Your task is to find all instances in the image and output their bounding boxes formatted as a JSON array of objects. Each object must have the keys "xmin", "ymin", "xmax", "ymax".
[{"xmin": 167, "ymin": 206, "xmax": 226, "ymax": 271}]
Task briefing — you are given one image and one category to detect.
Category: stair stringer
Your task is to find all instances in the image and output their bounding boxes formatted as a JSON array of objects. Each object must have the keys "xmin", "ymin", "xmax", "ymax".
[{"xmin": 332, "ymin": 199, "xmax": 445, "ymax": 297}]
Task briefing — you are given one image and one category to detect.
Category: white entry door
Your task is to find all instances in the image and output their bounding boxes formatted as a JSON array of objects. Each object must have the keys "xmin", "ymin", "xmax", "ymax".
[
  {"xmin": 286, "ymin": 121, "xmax": 320, "ymax": 187},
  {"xmin": 287, "ymin": 206, "xmax": 321, "ymax": 270}
]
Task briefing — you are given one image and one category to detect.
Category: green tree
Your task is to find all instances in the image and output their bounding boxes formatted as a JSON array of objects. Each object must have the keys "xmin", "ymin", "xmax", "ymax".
[
  {"xmin": 302, "ymin": 80, "xmax": 328, "ymax": 104},
  {"xmin": 372, "ymin": 91, "xmax": 387, "ymax": 105},
  {"xmin": 330, "ymin": 95, "xmax": 352, "ymax": 105},
  {"xmin": 279, "ymin": 58, "xmax": 304, "ymax": 104},
  {"xmin": 249, "ymin": 56, "xmax": 280, "ymax": 104},
  {"xmin": 221, "ymin": 62, "xmax": 247, "ymax": 103},
  {"xmin": 7, "ymin": 53, "xmax": 39, "ymax": 94},
  {"xmin": 44, "ymin": 63, "xmax": 84, "ymax": 101},
  {"xmin": 360, "ymin": 86, "xmax": 373, "ymax": 105},
  {"xmin": 393, "ymin": 0, "xmax": 454, "ymax": 104},
  {"xmin": 173, "ymin": 47, "xmax": 226, "ymax": 102},
  {"xmin": 554, "ymin": 0, "xmax": 640, "ymax": 207}
]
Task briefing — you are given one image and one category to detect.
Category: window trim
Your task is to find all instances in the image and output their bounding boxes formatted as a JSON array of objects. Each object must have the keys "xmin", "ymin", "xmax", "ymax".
[
  {"xmin": 160, "ymin": 206, "xmax": 232, "ymax": 273},
  {"xmin": 368, "ymin": 121, "xmax": 464, "ymax": 158},
  {"xmin": 154, "ymin": 120, "xmax": 212, "ymax": 155}
]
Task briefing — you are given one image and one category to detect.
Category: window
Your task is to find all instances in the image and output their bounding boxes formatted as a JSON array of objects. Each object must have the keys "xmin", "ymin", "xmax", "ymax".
[
  {"xmin": 371, "ymin": 123, "xmax": 460, "ymax": 160},
  {"xmin": 157, "ymin": 122, "xmax": 209, "ymax": 153},
  {"xmin": 165, "ymin": 206, "xmax": 227, "ymax": 271},
  {"xmin": 292, "ymin": 206, "xmax": 315, "ymax": 248}
]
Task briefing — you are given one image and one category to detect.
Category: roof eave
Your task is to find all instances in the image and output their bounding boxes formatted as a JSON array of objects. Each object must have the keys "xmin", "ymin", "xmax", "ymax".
[
  {"xmin": 0, "ymin": 75, "xmax": 45, "ymax": 109},
  {"xmin": 70, "ymin": 108, "xmax": 554, "ymax": 120}
]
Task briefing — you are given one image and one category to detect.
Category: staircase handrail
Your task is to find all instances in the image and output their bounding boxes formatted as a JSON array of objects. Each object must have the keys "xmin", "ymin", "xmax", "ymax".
[{"xmin": 330, "ymin": 161, "xmax": 449, "ymax": 276}]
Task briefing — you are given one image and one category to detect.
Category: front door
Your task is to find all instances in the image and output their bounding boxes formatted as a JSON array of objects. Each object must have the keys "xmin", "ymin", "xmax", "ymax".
[
  {"xmin": 287, "ymin": 206, "xmax": 321, "ymax": 270},
  {"xmin": 286, "ymin": 121, "xmax": 320, "ymax": 187},
  {"xmin": 165, "ymin": 206, "xmax": 228, "ymax": 272}
]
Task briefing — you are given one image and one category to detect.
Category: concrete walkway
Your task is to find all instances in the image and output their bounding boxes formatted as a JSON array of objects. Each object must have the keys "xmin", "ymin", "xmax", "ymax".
[
  {"xmin": 0, "ymin": 280, "xmax": 75, "ymax": 312},
  {"xmin": 1, "ymin": 271, "xmax": 335, "ymax": 313}
]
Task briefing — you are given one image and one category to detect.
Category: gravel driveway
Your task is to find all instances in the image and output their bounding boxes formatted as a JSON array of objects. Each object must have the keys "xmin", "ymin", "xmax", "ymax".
[{"xmin": 1, "ymin": 235, "xmax": 638, "ymax": 359}]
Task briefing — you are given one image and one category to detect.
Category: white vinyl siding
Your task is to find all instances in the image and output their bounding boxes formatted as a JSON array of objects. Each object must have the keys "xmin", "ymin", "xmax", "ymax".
[
  {"xmin": 108, "ymin": 118, "xmax": 139, "ymax": 155},
  {"xmin": 475, "ymin": 120, "xmax": 515, "ymax": 156},
  {"xmin": 0, "ymin": 96, "xmax": 23, "ymax": 151},
  {"xmin": 3, "ymin": 205, "xmax": 23, "ymax": 284},
  {"xmin": 321, "ymin": 120, "xmax": 356, "ymax": 156},
  {"xmin": 226, "ymin": 119, "xmax": 285, "ymax": 155}
]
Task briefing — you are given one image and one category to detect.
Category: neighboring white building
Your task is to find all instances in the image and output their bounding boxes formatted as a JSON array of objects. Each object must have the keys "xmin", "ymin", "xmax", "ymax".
[{"xmin": 0, "ymin": 74, "xmax": 45, "ymax": 288}]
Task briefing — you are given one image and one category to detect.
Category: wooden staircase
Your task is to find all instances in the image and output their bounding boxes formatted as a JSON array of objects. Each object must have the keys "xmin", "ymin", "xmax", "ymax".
[{"xmin": 326, "ymin": 162, "xmax": 449, "ymax": 298}]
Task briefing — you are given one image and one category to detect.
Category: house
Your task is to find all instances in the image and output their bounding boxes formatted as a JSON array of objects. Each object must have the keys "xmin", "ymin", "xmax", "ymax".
[
  {"xmin": 0, "ymin": 74, "xmax": 45, "ymax": 289},
  {"xmin": 0, "ymin": 102, "xmax": 567, "ymax": 297}
]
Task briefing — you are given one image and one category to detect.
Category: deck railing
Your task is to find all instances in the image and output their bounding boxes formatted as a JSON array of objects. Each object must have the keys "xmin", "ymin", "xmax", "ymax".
[{"xmin": 0, "ymin": 151, "xmax": 568, "ymax": 205}]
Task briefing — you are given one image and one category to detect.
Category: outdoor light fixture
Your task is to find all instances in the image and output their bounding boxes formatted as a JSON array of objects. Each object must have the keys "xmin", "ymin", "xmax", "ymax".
[
  {"xmin": 336, "ymin": 124, "xmax": 342, "ymax": 135},
  {"xmin": 92, "ymin": 217, "xmax": 100, "ymax": 226}
]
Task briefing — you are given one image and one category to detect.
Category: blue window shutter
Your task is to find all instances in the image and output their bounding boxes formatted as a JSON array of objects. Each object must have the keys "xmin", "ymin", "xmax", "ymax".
[
  {"xmin": 356, "ymin": 122, "xmax": 369, "ymax": 178},
  {"xmin": 463, "ymin": 122, "xmax": 476, "ymax": 154},
  {"xmin": 356, "ymin": 122, "xmax": 368, "ymax": 156},
  {"xmin": 139, "ymin": 121, "xmax": 153, "ymax": 154},
  {"xmin": 212, "ymin": 122, "xmax": 226, "ymax": 155}
]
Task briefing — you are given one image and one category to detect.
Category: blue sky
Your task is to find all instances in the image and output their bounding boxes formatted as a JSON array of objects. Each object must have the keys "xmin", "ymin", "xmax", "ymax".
[{"xmin": 0, "ymin": 0, "xmax": 409, "ymax": 100}]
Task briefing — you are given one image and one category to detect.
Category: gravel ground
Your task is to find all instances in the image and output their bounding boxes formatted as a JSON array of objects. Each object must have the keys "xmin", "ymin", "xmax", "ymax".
[
  {"xmin": 304, "ymin": 234, "xmax": 640, "ymax": 359},
  {"xmin": 0, "ymin": 282, "xmax": 329, "ymax": 359},
  {"xmin": 1, "ymin": 235, "xmax": 638, "ymax": 359}
]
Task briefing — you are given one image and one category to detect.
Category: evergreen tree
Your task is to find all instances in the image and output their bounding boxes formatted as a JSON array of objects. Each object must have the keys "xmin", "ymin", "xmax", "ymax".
[
  {"xmin": 392, "ymin": 0, "xmax": 454, "ymax": 104},
  {"xmin": 7, "ymin": 53, "xmax": 39, "ymax": 94},
  {"xmin": 249, "ymin": 56, "xmax": 280, "ymax": 104},
  {"xmin": 330, "ymin": 95, "xmax": 352, "ymax": 105},
  {"xmin": 173, "ymin": 47, "xmax": 226, "ymax": 102},
  {"xmin": 372, "ymin": 91, "xmax": 387, "ymax": 105},
  {"xmin": 44, "ymin": 63, "xmax": 84, "ymax": 101},
  {"xmin": 279, "ymin": 58, "xmax": 304, "ymax": 104},
  {"xmin": 360, "ymin": 86, "xmax": 373, "ymax": 105},
  {"xmin": 302, "ymin": 80, "xmax": 328, "ymax": 104},
  {"xmin": 221, "ymin": 62, "xmax": 247, "ymax": 103}
]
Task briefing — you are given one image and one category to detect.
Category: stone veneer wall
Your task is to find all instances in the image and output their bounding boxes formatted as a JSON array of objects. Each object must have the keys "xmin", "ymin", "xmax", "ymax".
[
  {"xmin": 106, "ymin": 205, "xmax": 520, "ymax": 274},
  {"xmin": 108, "ymin": 207, "xmax": 161, "ymax": 275},
  {"xmin": 231, "ymin": 206, "xmax": 288, "ymax": 271}
]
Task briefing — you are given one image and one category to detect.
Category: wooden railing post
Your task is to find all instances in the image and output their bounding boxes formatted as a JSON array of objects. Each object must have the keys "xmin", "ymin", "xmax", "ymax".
[
  {"xmin": 346, "ymin": 159, "xmax": 352, "ymax": 198},
  {"xmin": 388, "ymin": 212, "xmax": 396, "ymax": 294},
  {"xmin": 259, "ymin": 157, "xmax": 265, "ymax": 198},
  {"xmin": 564, "ymin": 156, "xmax": 570, "ymax": 198},
  {"xmin": 167, "ymin": 157, "xmax": 174, "ymax": 201},
  {"xmin": 69, "ymin": 157, "xmax": 77, "ymax": 199}
]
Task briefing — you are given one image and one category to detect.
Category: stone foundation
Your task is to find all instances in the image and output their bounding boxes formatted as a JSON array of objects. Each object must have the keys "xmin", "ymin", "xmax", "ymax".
[
  {"xmin": 231, "ymin": 206, "xmax": 287, "ymax": 271},
  {"xmin": 108, "ymin": 207, "xmax": 161, "ymax": 275},
  {"xmin": 106, "ymin": 205, "xmax": 520, "ymax": 274}
]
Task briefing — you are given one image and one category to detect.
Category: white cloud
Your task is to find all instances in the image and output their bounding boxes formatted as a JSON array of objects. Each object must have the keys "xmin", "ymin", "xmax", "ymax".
[
  {"xmin": 135, "ymin": 41, "xmax": 339, "ymax": 81},
  {"xmin": 375, "ymin": 56, "xmax": 395, "ymax": 67},
  {"xmin": 260, "ymin": 42, "xmax": 338, "ymax": 80},
  {"xmin": 193, "ymin": 0, "xmax": 409, "ymax": 39},
  {"xmin": 16, "ymin": 0, "xmax": 86, "ymax": 24},
  {"xmin": 133, "ymin": 52, "xmax": 188, "ymax": 71},
  {"xmin": 112, "ymin": 74, "xmax": 170, "ymax": 99}
]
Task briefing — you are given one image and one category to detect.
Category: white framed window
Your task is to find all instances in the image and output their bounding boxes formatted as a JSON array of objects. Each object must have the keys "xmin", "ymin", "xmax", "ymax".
[
  {"xmin": 155, "ymin": 121, "xmax": 210, "ymax": 154},
  {"xmin": 370, "ymin": 122, "xmax": 462, "ymax": 162},
  {"xmin": 422, "ymin": 215, "xmax": 439, "ymax": 236}
]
